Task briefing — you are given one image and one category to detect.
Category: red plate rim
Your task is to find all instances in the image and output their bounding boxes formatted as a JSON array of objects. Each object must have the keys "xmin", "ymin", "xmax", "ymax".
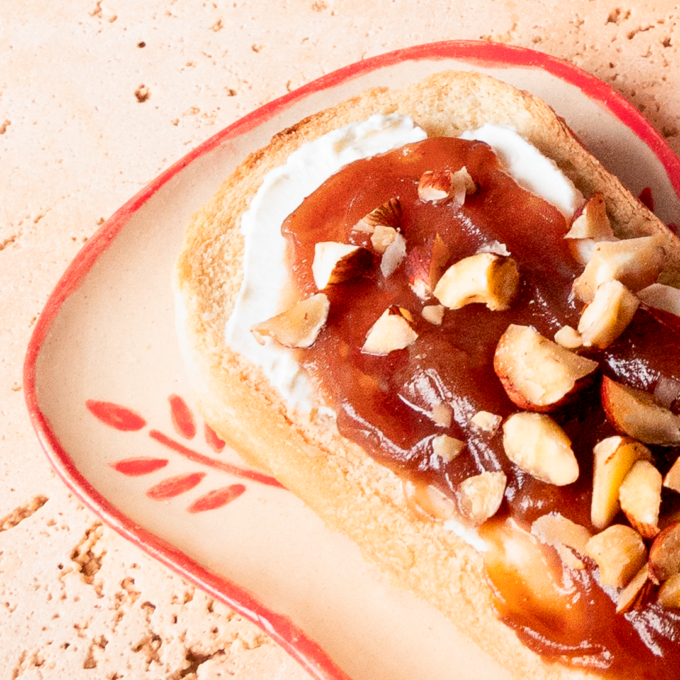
[{"xmin": 22, "ymin": 40, "xmax": 680, "ymax": 680}]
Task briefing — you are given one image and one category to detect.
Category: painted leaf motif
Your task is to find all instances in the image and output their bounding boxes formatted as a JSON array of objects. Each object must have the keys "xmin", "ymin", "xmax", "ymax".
[
  {"xmin": 147, "ymin": 472, "xmax": 205, "ymax": 500},
  {"xmin": 111, "ymin": 457, "xmax": 169, "ymax": 476},
  {"xmin": 204, "ymin": 423, "xmax": 226, "ymax": 453},
  {"xmin": 187, "ymin": 484, "xmax": 246, "ymax": 513},
  {"xmin": 86, "ymin": 400, "xmax": 146, "ymax": 431},
  {"xmin": 169, "ymin": 394, "xmax": 196, "ymax": 439}
]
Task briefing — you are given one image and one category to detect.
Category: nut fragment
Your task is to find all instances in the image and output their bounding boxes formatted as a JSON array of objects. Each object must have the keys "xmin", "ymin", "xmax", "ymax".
[
  {"xmin": 585, "ymin": 524, "xmax": 647, "ymax": 589},
  {"xmin": 601, "ymin": 376, "xmax": 680, "ymax": 446},
  {"xmin": 577, "ymin": 279, "xmax": 640, "ymax": 349},
  {"xmin": 353, "ymin": 197, "xmax": 402, "ymax": 233},
  {"xmin": 380, "ymin": 232, "xmax": 407, "ymax": 278},
  {"xmin": 422, "ymin": 304, "xmax": 445, "ymax": 325},
  {"xmin": 502, "ymin": 412, "xmax": 579, "ymax": 486},
  {"xmin": 432, "ymin": 434, "xmax": 465, "ymax": 462},
  {"xmin": 531, "ymin": 513, "xmax": 592, "ymax": 570},
  {"xmin": 312, "ymin": 242, "xmax": 372, "ymax": 289},
  {"xmin": 619, "ymin": 460, "xmax": 662, "ymax": 539},
  {"xmin": 450, "ymin": 167, "xmax": 477, "ymax": 205},
  {"xmin": 494, "ymin": 325, "xmax": 598, "ymax": 412},
  {"xmin": 572, "ymin": 235, "xmax": 667, "ymax": 303},
  {"xmin": 470, "ymin": 410, "xmax": 502, "ymax": 433},
  {"xmin": 568, "ymin": 238, "xmax": 600, "ymax": 266},
  {"xmin": 554, "ymin": 325, "xmax": 583, "ymax": 350},
  {"xmin": 659, "ymin": 572, "xmax": 680, "ymax": 608},
  {"xmin": 417, "ymin": 167, "xmax": 476, "ymax": 204},
  {"xmin": 649, "ymin": 522, "xmax": 680, "ymax": 584},
  {"xmin": 638, "ymin": 283, "xmax": 680, "ymax": 317},
  {"xmin": 406, "ymin": 234, "xmax": 450, "ymax": 300},
  {"xmin": 434, "ymin": 253, "xmax": 519, "ymax": 311},
  {"xmin": 370, "ymin": 225, "xmax": 398, "ymax": 254},
  {"xmin": 430, "ymin": 402, "xmax": 453, "ymax": 428},
  {"xmin": 565, "ymin": 193, "xmax": 615, "ymax": 240},
  {"xmin": 616, "ymin": 564, "xmax": 653, "ymax": 614},
  {"xmin": 362, "ymin": 306, "xmax": 417, "ymax": 355},
  {"xmin": 418, "ymin": 169, "xmax": 452, "ymax": 202},
  {"xmin": 458, "ymin": 471, "xmax": 506, "ymax": 526},
  {"xmin": 591, "ymin": 436, "xmax": 653, "ymax": 530},
  {"xmin": 251, "ymin": 293, "xmax": 329, "ymax": 348}
]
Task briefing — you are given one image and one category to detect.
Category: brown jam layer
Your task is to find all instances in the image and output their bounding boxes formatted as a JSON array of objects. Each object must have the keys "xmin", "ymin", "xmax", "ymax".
[{"xmin": 281, "ymin": 137, "xmax": 680, "ymax": 678}]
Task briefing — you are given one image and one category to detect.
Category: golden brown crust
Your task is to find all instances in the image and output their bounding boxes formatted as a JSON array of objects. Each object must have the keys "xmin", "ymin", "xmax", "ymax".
[{"xmin": 175, "ymin": 71, "xmax": 680, "ymax": 680}]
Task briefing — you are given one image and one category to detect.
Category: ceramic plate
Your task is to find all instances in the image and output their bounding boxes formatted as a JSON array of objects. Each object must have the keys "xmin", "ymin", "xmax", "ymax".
[{"xmin": 24, "ymin": 41, "xmax": 680, "ymax": 680}]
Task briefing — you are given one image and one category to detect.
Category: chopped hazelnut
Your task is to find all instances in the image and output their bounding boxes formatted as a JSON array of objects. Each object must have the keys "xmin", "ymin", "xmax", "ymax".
[
  {"xmin": 601, "ymin": 377, "xmax": 680, "ymax": 446},
  {"xmin": 585, "ymin": 524, "xmax": 647, "ymax": 589},
  {"xmin": 572, "ymin": 235, "xmax": 667, "ymax": 303},
  {"xmin": 649, "ymin": 522, "xmax": 680, "ymax": 584},
  {"xmin": 531, "ymin": 513, "xmax": 592, "ymax": 570},
  {"xmin": 312, "ymin": 242, "xmax": 372, "ymax": 290},
  {"xmin": 470, "ymin": 410, "xmax": 502, "ymax": 433},
  {"xmin": 380, "ymin": 232, "xmax": 407, "ymax": 278},
  {"xmin": 577, "ymin": 279, "xmax": 639, "ymax": 349},
  {"xmin": 251, "ymin": 293, "xmax": 329, "ymax": 348},
  {"xmin": 422, "ymin": 304, "xmax": 445, "ymax": 325},
  {"xmin": 619, "ymin": 460, "xmax": 662, "ymax": 539},
  {"xmin": 362, "ymin": 306, "xmax": 417, "ymax": 355},
  {"xmin": 434, "ymin": 253, "xmax": 519, "ymax": 311},
  {"xmin": 458, "ymin": 471, "xmax": 506, "ymax": 526},
  {"xmin": 432, "ymin": 434, "xmax": 465, "ymax": 462},
  {"xmin": 494, "ymin": 325, "xmax": 598, "ymax": 412},
  {"xmin": 591, "ymin": 436, "xmax": 653, "ymax": 530},
  {"xmin": 565, "ymin": 193, "xmax": 614, "ymax": 240},
  {"xmin": 554, "ymin": 325, "xmax": 583, "ymax": 350},
  {"xmin": 430, "ymin": 402, "xmax": 453, "ymax": 428},
  {"xmin": 353, "ymin": 197, "xmax": 402, "ymax": 233},
  {"xmin": 502, "ymin": 412, "xmax": 579, "ymax": 486},
  {"xmin": 370, "ymin": 225, "xmax": 398, "ymax": 254}
]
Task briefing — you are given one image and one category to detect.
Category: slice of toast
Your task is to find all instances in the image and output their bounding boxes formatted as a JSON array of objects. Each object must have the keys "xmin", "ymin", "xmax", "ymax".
[{"xmin": 175, "ymin": 70, "xmax": 680, "ymax": 680}]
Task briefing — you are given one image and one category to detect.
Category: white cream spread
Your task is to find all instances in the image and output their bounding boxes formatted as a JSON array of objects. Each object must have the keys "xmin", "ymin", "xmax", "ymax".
[
  {"xmin": 461, "ymin": 123, "xmax": 583, "ymax": 219},
  {"xmin": 226, "ymin": 116, "xmax": 582, "ymax": 413}
]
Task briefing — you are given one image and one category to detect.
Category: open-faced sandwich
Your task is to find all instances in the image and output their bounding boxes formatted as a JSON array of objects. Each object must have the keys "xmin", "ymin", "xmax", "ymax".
[{"xmin": 175, "ymin": 70, "xmax": 680, "ymax": 679}]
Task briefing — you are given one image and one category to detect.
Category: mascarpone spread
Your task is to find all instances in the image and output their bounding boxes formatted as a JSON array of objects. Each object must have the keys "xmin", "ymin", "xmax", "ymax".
[{"xmin": 461, "ymin": 123, "xmax": 583, "ymax": 219}]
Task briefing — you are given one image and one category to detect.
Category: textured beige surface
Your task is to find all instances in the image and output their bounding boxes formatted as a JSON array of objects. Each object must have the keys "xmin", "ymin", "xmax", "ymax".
[{"xmin": 3, "ymin": 1, "xmax": 680, "ymax": 678}]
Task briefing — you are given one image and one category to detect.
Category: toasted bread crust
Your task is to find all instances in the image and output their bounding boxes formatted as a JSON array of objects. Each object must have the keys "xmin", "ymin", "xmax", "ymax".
[{"xmin": 175, "ymin": 71, "xmax": 679, "ymax": 680}]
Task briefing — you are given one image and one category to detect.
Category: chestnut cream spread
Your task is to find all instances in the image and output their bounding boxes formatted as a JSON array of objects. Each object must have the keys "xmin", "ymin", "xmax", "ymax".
[{"xmin": 236, "ymin": 120, "xmax": 680, "ymax": 678}]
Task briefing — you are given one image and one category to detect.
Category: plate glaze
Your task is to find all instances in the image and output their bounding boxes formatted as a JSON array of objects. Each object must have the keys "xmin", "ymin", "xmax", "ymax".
[{"xmin": 24, "ymin": 41, "xmax": 680, "ymax": 680}]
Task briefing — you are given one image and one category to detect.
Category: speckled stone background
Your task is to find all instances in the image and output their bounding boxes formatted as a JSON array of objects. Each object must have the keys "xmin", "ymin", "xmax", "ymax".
[{"xmin": 2, "ymin": 1, "xmax": 680, "ymax": 678}]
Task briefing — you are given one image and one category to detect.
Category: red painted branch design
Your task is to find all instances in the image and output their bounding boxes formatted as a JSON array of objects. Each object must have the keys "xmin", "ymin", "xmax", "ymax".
[
  {"xmin": 148, "ymin": 430, "xmax": 284, "ymax": 488},
  {"xmin": 90, "ymin": 395, "xmax": 285, "ymax": 513}
]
